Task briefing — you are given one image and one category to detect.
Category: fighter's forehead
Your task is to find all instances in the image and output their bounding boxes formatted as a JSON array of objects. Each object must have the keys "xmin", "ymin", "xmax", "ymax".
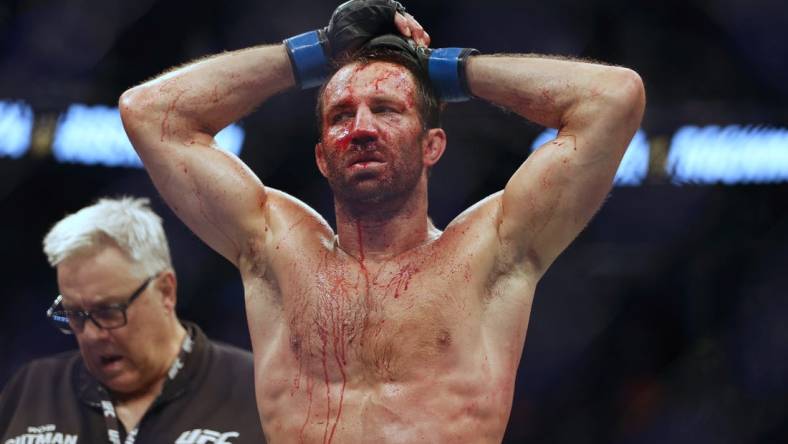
[{"xmin": 322, "ymin": 61, "xmax": 416, "ymax": 105}]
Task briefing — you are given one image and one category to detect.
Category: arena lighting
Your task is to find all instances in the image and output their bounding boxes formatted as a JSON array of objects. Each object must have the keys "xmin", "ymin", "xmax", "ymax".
[
  {"xmin": 667, "ymin": 125, "xmax": 788, "ymax": 185},
  {"xmin": 52, "ymin": 104, "xmax": 245, "ymax": 168},
  {"xmin": 16, "ymin": 101, "xmax": 788, "ymax": 185},
  {"xmin": 531, "ymin": 129, "xmax": 650, "ymax": 186},
  {"xmin": 0, "ymin": 101, "xmax": 34, "ymax": 158}
]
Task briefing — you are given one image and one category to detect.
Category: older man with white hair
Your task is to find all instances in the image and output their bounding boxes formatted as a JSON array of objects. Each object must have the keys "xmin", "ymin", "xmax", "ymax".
[{"xmin": 0, "ymin": 197, "xmax": 266, "ymax": 444}]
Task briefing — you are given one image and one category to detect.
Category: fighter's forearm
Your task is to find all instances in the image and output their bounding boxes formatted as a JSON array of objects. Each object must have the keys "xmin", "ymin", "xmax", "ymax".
[
  {"xmin": 465, "ymin": 54, "xmax": 644, "ymax": 134},
  {"xmin": 120, "ymin": 44, "xmax": 294, "ymax": 140}
]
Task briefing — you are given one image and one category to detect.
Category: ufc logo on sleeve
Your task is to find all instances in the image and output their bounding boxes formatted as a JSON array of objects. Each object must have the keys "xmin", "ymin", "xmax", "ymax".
[{"xmin": 175, "ymin": 429, "xmax": 240, "ymax": 444}]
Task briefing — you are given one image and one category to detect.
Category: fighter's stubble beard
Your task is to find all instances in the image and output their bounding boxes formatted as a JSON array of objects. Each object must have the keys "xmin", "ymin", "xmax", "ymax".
[{"xmin": 322, "ymin": 131, "xmax": 428, "ymax": 223}]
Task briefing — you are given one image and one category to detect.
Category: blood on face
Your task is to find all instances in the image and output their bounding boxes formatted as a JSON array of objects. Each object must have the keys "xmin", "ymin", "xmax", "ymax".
[{"xmin": 320, "ymin": 62, "xmax": 420, "ymax": 153}]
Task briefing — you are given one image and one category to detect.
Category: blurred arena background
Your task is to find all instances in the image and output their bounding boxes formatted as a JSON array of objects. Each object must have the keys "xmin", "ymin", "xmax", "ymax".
[{"xmin": 1, "ymin": 0, "xmax": 786, "ymax": 442}]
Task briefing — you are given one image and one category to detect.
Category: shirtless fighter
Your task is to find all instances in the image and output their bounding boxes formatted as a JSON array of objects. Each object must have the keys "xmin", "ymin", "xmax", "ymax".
[{"xmin": 119, "ymin": 1, "xmax": 645, "ymax": 442}]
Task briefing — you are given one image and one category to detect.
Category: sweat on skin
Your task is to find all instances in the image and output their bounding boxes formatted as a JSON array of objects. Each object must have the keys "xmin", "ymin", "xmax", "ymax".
[{"xmin": 118, "ymin": 15, "xmax": 645, "ymax": 443}]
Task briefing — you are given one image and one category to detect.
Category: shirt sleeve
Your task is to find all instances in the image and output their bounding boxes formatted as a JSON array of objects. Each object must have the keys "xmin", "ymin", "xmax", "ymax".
[{"xmin": 0, "ymin": 364, "xmax": 32, "ymax": 438}]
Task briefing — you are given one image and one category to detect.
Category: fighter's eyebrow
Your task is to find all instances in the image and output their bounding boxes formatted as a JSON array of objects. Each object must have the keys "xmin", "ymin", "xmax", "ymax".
[
  {"xmin": 325, "ymin": 98, "xmax": 356, "ymax": 115},
  {"xmin": 327, "ymin": 99, "xmax": 354, "ymax": 111},
  {"xmin": 325, "ymin": 93, "xmax": 408, "ymax": 118},
  {"xmin": 369, "ymin": 95, "xmax": 407, "ymax": 108}
]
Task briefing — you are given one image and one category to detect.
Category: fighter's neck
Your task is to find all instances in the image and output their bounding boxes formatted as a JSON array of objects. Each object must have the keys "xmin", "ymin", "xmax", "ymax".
[{"xmin": 334, "ymin": 194, "xmax": 437, "ymax": 262}]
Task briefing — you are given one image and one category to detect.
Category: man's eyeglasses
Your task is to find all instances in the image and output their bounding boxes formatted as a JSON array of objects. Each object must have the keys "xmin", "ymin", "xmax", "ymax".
[{"xmin": 46, "ymin": 275, "xmax": 157, "ymax": 334}]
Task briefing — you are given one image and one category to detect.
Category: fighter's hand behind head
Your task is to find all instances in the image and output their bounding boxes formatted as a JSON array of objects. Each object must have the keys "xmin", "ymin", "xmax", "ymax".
[
  {"xmin": 394, "ymin": 11, "xmax": 430, "ymax": 48},
  {"xmin": 325, "ymin": 0, "xmax": 410, "ymax": 58},
  {"xmin": 284, "ymin": 0, "xmax": 431, "ymax": 89}
]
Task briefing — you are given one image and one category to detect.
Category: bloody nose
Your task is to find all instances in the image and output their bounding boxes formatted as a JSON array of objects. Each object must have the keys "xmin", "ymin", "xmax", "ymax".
[
  {"xmin": 349, "ymin": 106, "xmax": 378, "ymax": 147},
  {"xmin": 350, "ymin": 128, "xmax": 377, "ymax": 148}
]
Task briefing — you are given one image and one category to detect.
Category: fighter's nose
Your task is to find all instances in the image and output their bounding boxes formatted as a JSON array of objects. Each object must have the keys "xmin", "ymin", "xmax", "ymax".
[
  {"xmin": 350, "ymin": 106, "xmax": 378, "ymax": 142},
  {"xmin": 350, "ymin": 129, "xmax": 377, "ymax": 147}
]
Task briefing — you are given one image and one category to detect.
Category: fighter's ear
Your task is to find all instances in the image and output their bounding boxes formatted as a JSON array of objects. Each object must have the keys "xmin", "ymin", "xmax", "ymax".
[
  {"xmin": 422, "ymin": 128, "xmax": 446, "ymax": 167},
  {"xmin": 315, "ymin": 142, "xmax": 329, "ymax": 178}
]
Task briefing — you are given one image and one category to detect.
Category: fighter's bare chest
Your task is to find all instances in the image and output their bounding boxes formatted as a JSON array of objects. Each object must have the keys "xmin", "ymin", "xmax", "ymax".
[{"xmin": 280, "ymin": 252, "xmax": 478, "ymax": 380}]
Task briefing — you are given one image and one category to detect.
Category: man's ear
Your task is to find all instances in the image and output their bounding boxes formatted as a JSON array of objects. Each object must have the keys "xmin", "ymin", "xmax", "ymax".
[
  {"xmin": 315, "ymin": 142, "xmax": 329, "ymax": 178},
  {"xmin": 156, "ymin": 271, "xmax": 178, "ymax": 313},
  {"xmin": 422, "ymin": 128, "xmax": 447, "ymax": 167}
]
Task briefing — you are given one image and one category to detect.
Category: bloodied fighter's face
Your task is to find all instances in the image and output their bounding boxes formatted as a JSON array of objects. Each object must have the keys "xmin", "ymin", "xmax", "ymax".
[{"xmin": 316, "ymin": 61, "xmax": 445, "ymax": 205}]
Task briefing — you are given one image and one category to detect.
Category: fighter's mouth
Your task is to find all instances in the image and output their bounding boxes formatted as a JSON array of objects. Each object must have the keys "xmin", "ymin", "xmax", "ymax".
[
  {"xmin": 347, "ymin": 152, "xmax": 385, "ymax": 167},
  {"xmin": 351, "ymin": 160, "xmax": 385, "ymax": 167}
]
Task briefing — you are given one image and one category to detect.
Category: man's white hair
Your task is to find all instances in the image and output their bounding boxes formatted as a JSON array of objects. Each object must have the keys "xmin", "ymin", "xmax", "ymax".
[{"xmin": 43, "ymin": 196, "xmax": 172, "ymax": 276}]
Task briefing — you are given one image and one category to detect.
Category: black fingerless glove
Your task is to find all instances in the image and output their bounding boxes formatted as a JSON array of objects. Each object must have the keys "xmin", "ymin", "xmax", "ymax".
[
  {"xmin": 361, "ymin": 34, "xmax": 479, "ymax": 102},
  {"xmin": 284, "ymin": 0, "xmax": 406, "ymax": 89}
]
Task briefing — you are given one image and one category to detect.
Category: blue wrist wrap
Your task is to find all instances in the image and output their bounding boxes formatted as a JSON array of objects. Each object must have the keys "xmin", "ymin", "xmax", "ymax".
[
  {"xmin": 428, "ymin": 47, "xmax": 478, "ymax": 102},
  {"xmin": 284, "ymin": 30, "xmax": 330, "ymax": 90}
]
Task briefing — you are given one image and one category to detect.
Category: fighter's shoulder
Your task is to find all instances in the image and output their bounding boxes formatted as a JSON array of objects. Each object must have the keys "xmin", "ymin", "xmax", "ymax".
[
  {"xmin": 433, "ymin": 191, "xmax": 504, "ymax": 262},
  {"xmin": 263, "ymin": 186, "xmax": 333, "ymax": 239},
  {"xmin": 444, "ymin": 191, "xmax": 503, "ymax": 234}
]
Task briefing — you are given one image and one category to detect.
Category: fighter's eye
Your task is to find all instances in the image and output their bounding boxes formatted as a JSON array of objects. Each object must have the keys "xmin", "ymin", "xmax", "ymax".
[
  {"xmin": 330, "ymin": 112, "xmax": 353, "ymax": 124},
  {"xmin": 372, "ymin": 105, "xmax": 397, "ymax": 114}
]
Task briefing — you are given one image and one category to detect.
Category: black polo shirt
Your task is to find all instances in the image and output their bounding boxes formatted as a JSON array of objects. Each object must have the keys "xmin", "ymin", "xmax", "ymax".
[{"xmin": 0, "ymin": 322, "xmax": 266, "ymax": 443}]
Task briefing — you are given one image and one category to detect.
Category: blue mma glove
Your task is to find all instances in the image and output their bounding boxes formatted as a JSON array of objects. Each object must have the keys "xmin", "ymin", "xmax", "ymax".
[{"xmin": 284, "ymin": 0, "xmax": 406, "ymax": 89}]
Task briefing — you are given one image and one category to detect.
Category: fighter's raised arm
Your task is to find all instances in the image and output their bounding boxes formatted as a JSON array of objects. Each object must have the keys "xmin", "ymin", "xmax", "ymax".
[
  {"xmin": 119, "ymin": 1, "xmax": 424, "ymax": 265},
  {"xmin": 465, "ymin": 55, "xmax": 645, "ymax": 275},
  {"xmin": 119, "ymin": 45, "xmax": 293, "ymax": 265}
]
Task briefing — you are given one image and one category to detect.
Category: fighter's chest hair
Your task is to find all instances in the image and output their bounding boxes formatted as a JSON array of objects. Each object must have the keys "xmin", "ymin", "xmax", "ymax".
[{"xmin": 280, "ymin": 237, "xmax": 481, "ymax": 372}]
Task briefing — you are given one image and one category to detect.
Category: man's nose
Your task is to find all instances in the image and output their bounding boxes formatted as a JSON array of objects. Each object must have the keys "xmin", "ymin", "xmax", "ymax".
[
  {"xmin": 350, "ymin": 106, "xmax": 378, "ymax": 145},
  {"xmin": 79, "ymin": 317, "xmax": 109, "ymax": 340}
]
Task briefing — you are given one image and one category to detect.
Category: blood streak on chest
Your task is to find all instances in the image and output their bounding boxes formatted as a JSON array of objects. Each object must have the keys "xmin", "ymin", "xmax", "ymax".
[
  {"xmin": 384, "ymin": 262, "xmax": 419, "ymax": 299},
  {"xmin": 296, "ymin": 221, "xmax": 373, "ymax": 444}
]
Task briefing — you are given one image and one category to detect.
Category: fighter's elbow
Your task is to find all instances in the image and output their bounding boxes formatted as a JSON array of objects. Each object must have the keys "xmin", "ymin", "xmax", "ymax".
[
  {"xmin": 118, "ymin": 86, "xmax": 148, "ymax": 131},
  {"xmin": 607, "ymin": 67, "xmax": 646, "ymax": 125},
  {"xmin": 118, "ymin": 87, "xmax": 135, "ymax": 114}
]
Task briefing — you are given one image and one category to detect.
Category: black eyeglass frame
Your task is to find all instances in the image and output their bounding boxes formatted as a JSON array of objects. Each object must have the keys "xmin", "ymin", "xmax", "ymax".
[{"xmin": 46, "ymin": 275, "xmax": 156, "ymax": 335}]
